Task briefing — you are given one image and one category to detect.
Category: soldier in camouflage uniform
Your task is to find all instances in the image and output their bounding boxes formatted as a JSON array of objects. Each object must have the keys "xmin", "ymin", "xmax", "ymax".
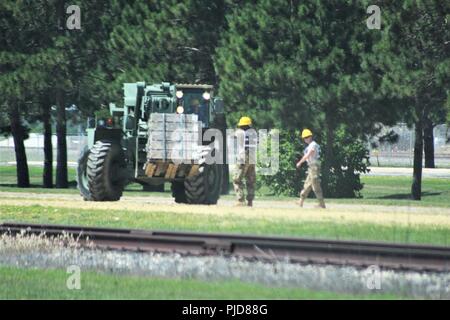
[
  {"xmin": 296, "ymin": 129, "xmax": 326, "ymax": 208},
  {"xmin": 233, "ymin": 116, "xmax": 257, "ymax": 207}
]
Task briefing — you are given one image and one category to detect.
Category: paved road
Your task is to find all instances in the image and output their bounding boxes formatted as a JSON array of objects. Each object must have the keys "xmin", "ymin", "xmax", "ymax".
[{"xmin": 365, "ymin": 167, "xmax": 450, "ymax": 178}]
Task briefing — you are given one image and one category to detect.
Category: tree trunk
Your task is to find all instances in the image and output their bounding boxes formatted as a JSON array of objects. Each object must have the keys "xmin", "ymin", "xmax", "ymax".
[
  {"xmin": 42, "ymin": 100, "xmax": 53, "ymax": 188},
  {"xmin": 423, "ymin": 117, "xmax": 435, "ymax": 168},
  {"xmin": 322, "ymin": 111, "xmax": 335, "ymax": 197},
  {"xmin": 55, "ymin": 90, "xmax": 68, "ymax": 188},
  {"xmin": 215, "ymin": 113, "xmax": 229, "ymax": 194},
  {"xmin": 411, "ymin": 120, "xmax": 423, "ymax": 200},
  {"xmin": 10, "ymin": 104, "xmax": 30, "ymax": 188}
]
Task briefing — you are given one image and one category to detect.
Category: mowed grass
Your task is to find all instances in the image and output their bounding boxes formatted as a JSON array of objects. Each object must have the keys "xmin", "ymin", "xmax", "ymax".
[
  {"xmin": 0, "ymin": 166, "xmax": 77, "ymax": 186},
  {"xmin": 1, "ymin": 204, "xmax": 449, "ymax": 245},
  {"xmin": 0, "ymin": 166, "xmax": 449, "ymax": 245},
  {"xmin": 257, "ymin": 175, "xmax": 450, "ymax": 208},
  {"xmin": 334, "ymin": 175, "xmax": 450, "ymax": 208},
  {"xmin": 0, "ymin": 167, "xmax": 445, "ymax": 299},
  {"xmin": 0, "ymin": 165, "xmax": 449, "ymax": 207},
  {"xmin": 0, "ymin": 165, "xmax": 170, "ymax": 195},
  {"xmin": 0, "ymin": 266, "xmax": 399, "ymax": 300}
]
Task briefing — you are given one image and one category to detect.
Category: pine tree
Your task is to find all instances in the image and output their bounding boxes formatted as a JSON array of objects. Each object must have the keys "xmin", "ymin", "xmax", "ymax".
[
  {"xmin": 367, "ymin": 0, "xmax": 449, "ymax": 199},
  {"xmin": 215, "ymin": 0, "xmax": 390, "ymax": 196},
  {"xmin": 0, "ymin": 0, "xmax": 57, "ymax": 187},
  {"xmin": 0, "ymin": 1, "xmax": 114, "ymax": 188}
]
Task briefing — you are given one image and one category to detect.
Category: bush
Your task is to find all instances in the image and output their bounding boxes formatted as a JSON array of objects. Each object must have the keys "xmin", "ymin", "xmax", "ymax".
[
  {"xmin": 258, "ymin": 130, "xmax": 305, "ymax": 197},
  {"xmin": 321, "ymin": 128, "xmax": 370, "ymax": 198},
  {"xmin": 258, "ymin": 128, "xmax": 370, "ymax": 198}
]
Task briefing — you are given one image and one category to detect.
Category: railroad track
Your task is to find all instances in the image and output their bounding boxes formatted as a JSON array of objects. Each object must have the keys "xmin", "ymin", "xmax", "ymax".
[{"xmin": 1, "ymin": 222, "xmax": 449, "ymax": 272}]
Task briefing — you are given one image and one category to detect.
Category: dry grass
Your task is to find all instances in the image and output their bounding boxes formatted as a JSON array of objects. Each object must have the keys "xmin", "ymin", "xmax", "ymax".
[{"xmin": 0, "ymin": 191, "xmax": 449, "ymax": 228}]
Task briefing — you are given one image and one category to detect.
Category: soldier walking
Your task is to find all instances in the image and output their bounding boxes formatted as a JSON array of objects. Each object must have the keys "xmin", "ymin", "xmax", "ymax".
[
  {"xmin": 233, "ymin": 116, "xmax": 256, "ymax": 207},
  {"xmin": 296, "ymin": 129, "xmax": 326, "ymax": 208}
]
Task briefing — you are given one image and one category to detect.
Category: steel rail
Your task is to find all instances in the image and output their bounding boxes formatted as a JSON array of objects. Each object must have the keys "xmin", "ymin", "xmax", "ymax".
[{"xmin": 1, "ymin": 222, "xmax": 449, "ymax": 272}]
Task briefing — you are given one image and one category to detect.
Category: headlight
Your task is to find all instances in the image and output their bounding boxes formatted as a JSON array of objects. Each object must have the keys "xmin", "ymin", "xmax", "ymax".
[
  {"xmin": 202, "ymin": 91, "xmax": 211, "ymax": 100},
  {"xmin": 176, "ymin": 90, "xmax": 184, "ymax": 98},
  {"xmin": 176, "ymin": 106, "xmax": 184, "ymax": 114}
]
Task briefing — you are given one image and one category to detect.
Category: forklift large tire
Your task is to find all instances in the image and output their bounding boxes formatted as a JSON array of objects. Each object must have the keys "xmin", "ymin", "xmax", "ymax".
[
  {"xmin": 77, "ymin": 146, "xmax": 92, "ymax": 201},
  {"xmin": 184, "ymin": 163, "xmax": 222, "ymax": 205},
  {"xmin": 86, "ymin": 140, "xmax": 127, "ymax": 201},
  {"xmin": 171, "ymin": 181, "xmax": 188, "ymax": 203}
]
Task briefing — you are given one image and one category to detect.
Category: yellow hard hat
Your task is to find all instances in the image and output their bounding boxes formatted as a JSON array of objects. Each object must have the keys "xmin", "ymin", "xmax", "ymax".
[
  {"xmin": 301, "ymin": 129, "xmax": 313, "ymax": 139},
  {"xmin": 238, "ymin": 116, "xmax": 252, "ymax": 127}
]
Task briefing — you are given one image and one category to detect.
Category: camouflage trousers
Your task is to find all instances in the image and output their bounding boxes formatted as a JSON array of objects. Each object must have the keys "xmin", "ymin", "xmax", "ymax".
[
  {"xmin": 300, "ymin": 163, "xmax": 325, "ymax": 205},
  {"xmin": 233, "ymin": 163, "xmax": 256, "ymax": 202}
]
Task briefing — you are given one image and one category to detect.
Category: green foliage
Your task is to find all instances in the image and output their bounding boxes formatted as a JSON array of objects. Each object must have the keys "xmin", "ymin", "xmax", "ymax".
[
  {"xmin": 215, "ymin": 0, "xmax": 389, "ymax": 130},
  {"xmin": 94, "ymin": 109, "xmax": 111, "ymax": 119},
  {"xmin": 218, "ymin": 1, "xmax": 378, "ymax": 197},
  {"xmin": 258, "ymin": 130, "xmax": 305, "ymax": 196},
  {"xmin": 104, "ymin": 0, "xmax": 227, "ymax": 102},
  {"xmin": 365, "ymin": 0, "xmax": 449, "ymax": 123},
  {"xmin": 321, "ymin": 128, "xmax": 370, "ymax": 198},
  {"xmin": 364, "ymin": 0, "xmax": 449, "ymax": 198},
  {"xmin": 0, "ymin": 111, "xmax": 10, "ymax": 135},
  {"xmin": 0, "ymin": 115, "xmax": 30, "ymax": 140},
  {"xmin": 1, "ymin": 0, "xmax": 449, "ymax": 195},
  {"xmin": 259, "ymin": 129, "xmax": 370, "ymax": 198}
]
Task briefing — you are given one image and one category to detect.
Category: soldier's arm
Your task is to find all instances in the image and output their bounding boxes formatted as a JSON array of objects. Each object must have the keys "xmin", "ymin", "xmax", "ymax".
[{"xmin": 296, "ymin": 148, "xmax": 315, "ymax": 168}]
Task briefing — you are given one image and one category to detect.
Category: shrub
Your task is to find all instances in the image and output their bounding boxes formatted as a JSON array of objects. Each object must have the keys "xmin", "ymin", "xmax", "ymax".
[
  {"xmin": 258, "ymin": 128, "xmax": 370, "ymax": 198},
  {"xmin": 321, "ymin": 128, "xmax": 370, "ymax": 198},
  {"xmin": 258, "ymin": 130, "xmax": 305, "ymax": 197}
]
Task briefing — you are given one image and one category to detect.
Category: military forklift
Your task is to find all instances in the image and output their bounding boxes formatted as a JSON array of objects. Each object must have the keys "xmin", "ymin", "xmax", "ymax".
[{"xmin": 77, "ymin": 82, "xmax": 227, "ymax": 204}]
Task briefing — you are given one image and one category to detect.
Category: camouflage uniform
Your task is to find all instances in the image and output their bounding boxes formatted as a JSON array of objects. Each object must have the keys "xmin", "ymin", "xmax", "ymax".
[
  {"xmin": 299, "ymin": 141, "xmax": 325, "ymax": 207},
  {"xmin": 233, "ymin": 154, "xmax": 256, "ymax": 203},
  {"xmin": 300, "ymin": 162, "xmax": 325, "ymax": 207},
  {"xmin": 233, "ymin": 128, "xmax": 257, "ymax": 204}
]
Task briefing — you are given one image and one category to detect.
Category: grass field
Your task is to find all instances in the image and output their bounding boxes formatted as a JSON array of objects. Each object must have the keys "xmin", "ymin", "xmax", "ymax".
[
  {"xmin": 0, "ymin": 166, "xmax": 155, "ymax": 194},
  {"xmin": 0, "ymin": 266, "xmax": 399, "ymax": 300},
  {"xmin": 333, "ymin": 175, "xmax": 450, "ymax": 208},
  {"xmin": 0, "ymin": 165, "xmax": 449, "ymax": 207},
  {"xmin": 0, "ymin": 201, "xmax": 449, "ymax": 245},
  {"xmin": 0, "ymin": 165, "xmax": 449, "ymax": 246},
  {"xmin": 0, "ymin": 165, "xmax": 448, "ymax": 300}
]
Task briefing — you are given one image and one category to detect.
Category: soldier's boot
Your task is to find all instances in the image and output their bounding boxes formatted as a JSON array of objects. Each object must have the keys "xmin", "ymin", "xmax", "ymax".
[{"xmin": 315, "ymin": 199, "xmax": 326, "ymax": 209}]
